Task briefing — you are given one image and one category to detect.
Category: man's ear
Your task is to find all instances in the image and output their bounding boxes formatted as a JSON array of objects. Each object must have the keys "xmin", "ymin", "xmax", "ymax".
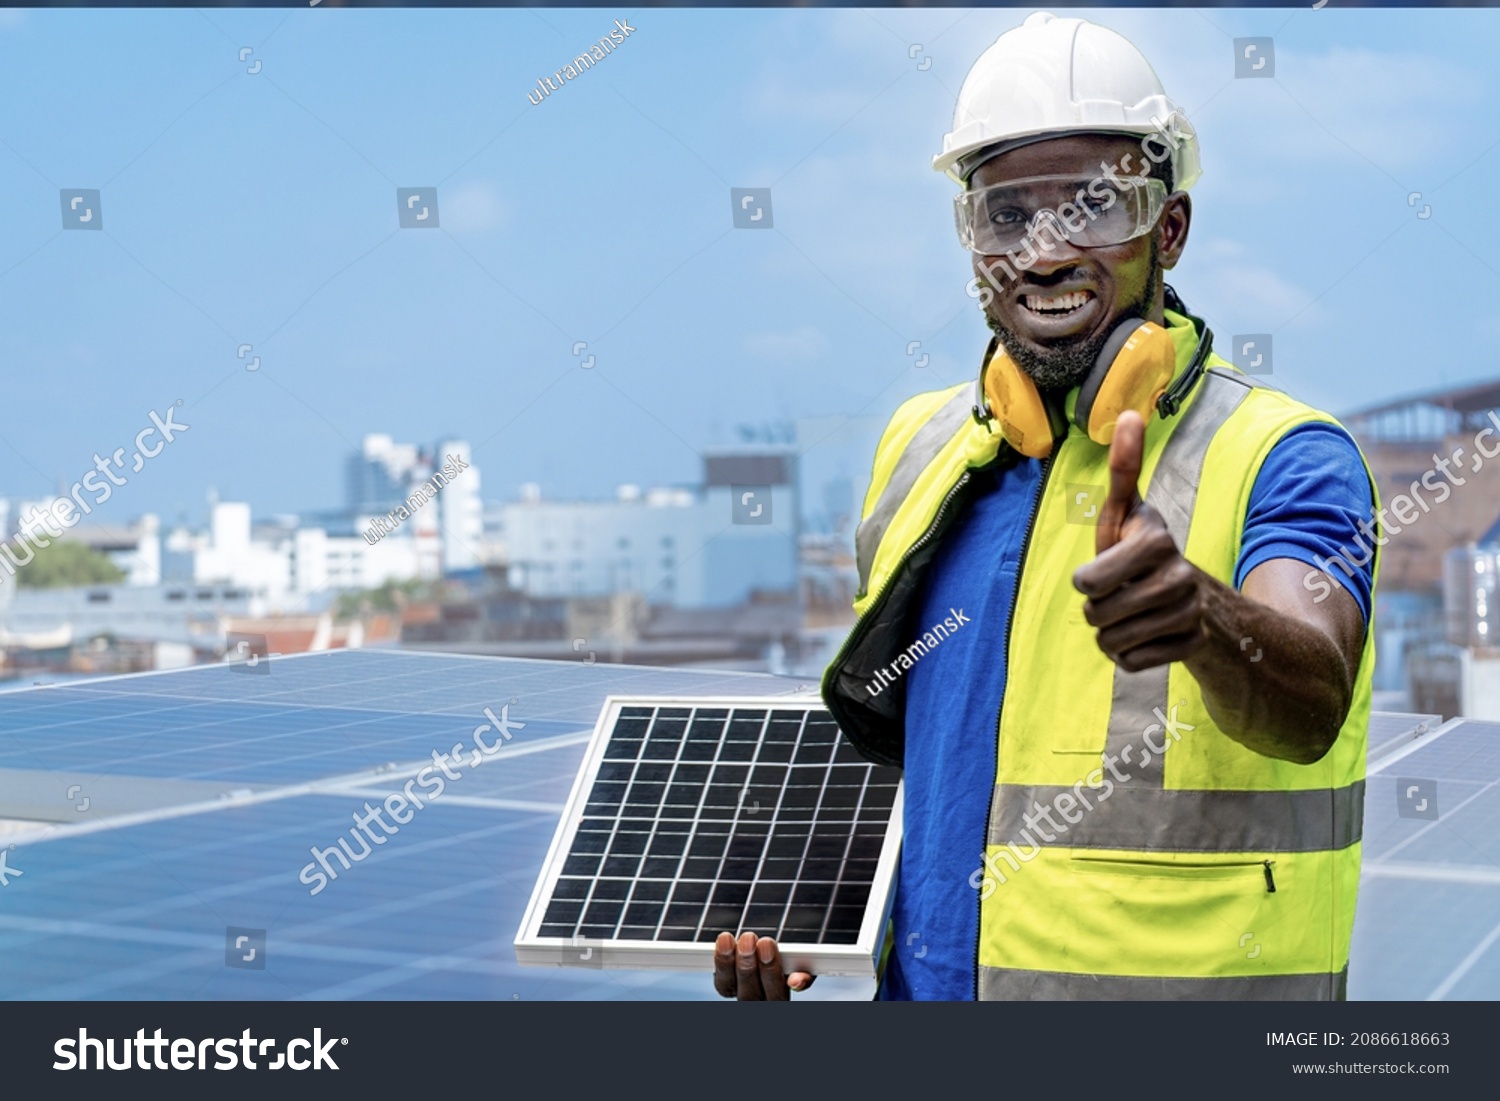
[{"xmin": 1157, "ymin": 192, "xmax": 1192, "ymax": 271}]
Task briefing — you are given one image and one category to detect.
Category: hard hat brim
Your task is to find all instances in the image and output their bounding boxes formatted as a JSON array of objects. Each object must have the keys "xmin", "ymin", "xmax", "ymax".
[{"xmin": 941, "ymin": 128, "xmax": 1155, "ymax": 185}]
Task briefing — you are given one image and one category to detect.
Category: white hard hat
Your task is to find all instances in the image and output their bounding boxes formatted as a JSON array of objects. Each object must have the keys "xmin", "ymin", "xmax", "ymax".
[{"xmin": 934, "ymin": 12, "xmax": 1200, "ymax": 190}]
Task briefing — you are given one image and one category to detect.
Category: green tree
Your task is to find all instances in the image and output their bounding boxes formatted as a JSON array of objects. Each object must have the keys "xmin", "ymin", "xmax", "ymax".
[
  {"xmin": 334, "ymin": 577, "xmax": 430, "ymax": 617},
  {"xmin": 14, "ymin": 540, "xmax": 127, "ymax": 588}
]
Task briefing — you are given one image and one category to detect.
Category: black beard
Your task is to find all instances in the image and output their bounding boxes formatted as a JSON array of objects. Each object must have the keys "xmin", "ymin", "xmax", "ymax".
[
  {"xmin": 985, "ymin": 250, "xmax": 1161, "ymax": 394},
  {"xmin": 986, "ymin": 314, "xmax": 1111, "ymax": 391}
]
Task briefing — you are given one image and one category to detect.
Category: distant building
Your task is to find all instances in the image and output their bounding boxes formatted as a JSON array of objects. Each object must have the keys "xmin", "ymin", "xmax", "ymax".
[
  {"xmin": 497, "ymin": 449, "xmax": 798, "ymax": 608},
  {"xmin": 346, "ymin": 433, "xmax": 419, "ymax": 515},
  {"xmin": 153, "ymin": 434, "xmax": 482, "ymax": 599},
  {"xmin": 1344, "ymin": 380, "xmax": 1500, "ymax": 593},
  {"xmin": 162, "ymin": 498, "xmax": 429, "ymax": 597},
  {"xmin": 1344, "ymin": 379, "xmax": 1500, "ymax": 714},
  {"xmin": 435, "ymin": 439, "xmax": 482, "ymax": 572},
  {"xmin": 71, "ymin": 516, "xmax": 163, "ymax": 587},
  {"xmin": 344, "ymin": 433, "xmax": 483, "ymax": 573},
  {"xmin": 0, "ymin": 434, "xmax": 478, "ymax": 675},
  {"xmin": 399, "ymin": 565, "xmax": 809, "ymax": 671},
  {"xmin": 0, "ymin": 580, "xmax": 261, "ymax": 653}
]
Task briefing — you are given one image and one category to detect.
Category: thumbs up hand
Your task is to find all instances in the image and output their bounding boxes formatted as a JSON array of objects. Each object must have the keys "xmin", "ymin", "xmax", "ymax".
[
  {"xmin": 1094, "ymin": 409, "xmax": 1148, "ymax": 556},
  {"xmin": 1073, "ymin": 411, "xmax": 1213, "ymax": 673}
]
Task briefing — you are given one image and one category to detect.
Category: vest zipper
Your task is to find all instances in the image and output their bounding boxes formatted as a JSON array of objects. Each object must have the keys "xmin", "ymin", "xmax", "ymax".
[
  {"xmin": 975, "ymin": 448, "xmax": 1057, "ymax": 1000},
  {"xmin": 1263, "ymin": 860, "xmax": 1277, "ymax": 893},
  {"xmin": 823, "ymin": 465, "xmax": 980, "ymax": 993}
]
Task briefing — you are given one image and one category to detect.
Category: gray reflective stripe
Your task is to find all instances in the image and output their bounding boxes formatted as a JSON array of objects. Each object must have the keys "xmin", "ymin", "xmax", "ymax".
[
  {"xmin": 1103, "ymin": 369, "xmax": 1254, "ymax": 789},
  {"xmin": 978, "ymin": 965, "xmax": 1347, "ymax": 1001},
  {"xmin": 986, "ymin": 780, "xmax": 1364, "ymax": 852},
  {"xmin": 1148, "ymin": 368, "xmax": 1255, "ymax": 545},
  {"xmin": 1105, "ymin": 672, "xmax": 1169, "ymax": 788},
  {"xmin": 854, "ymin": 384, "xmax": 978, "ymax": 597}
]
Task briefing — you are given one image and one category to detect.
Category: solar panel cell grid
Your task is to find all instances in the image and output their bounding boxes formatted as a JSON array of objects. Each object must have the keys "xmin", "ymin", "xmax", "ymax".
[{"xmin": 520, "ymin": 699, "xmax": 902, "ymax": 968}]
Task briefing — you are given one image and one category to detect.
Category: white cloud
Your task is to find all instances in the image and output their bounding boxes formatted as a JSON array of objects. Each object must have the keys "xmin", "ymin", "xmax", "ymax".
[
  {"xmin": 442, "ymin": 181, "xmax": 509, "ymax": 232},
  {"xmin": 1206, "ymin": 44, "xmax": 1485, "ymax": 186},
  {"xmin": 1278, "ymin": 46, "xmax": 1483, "ymax": 167},
  {"xmin": 1193, "ymin": 255, "xmax": 1321, "ymax": 329},
  {"xmin": 1199, "ymin": 237, "xmax": 1248, "ymax": 260}
]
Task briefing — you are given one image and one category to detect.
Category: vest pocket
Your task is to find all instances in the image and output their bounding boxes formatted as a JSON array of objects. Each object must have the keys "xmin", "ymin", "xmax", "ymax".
[
  {"xmin": 1068, "ymin": 855, "xmax": 1271, "ymax": 883},
  {"xmin": 1060, "ymin": 854, "xmax": 1282, "ymax": 977},
  {"xmin": 1038, "ymin": 604, "xmax": 1117, "ymax": 756}
]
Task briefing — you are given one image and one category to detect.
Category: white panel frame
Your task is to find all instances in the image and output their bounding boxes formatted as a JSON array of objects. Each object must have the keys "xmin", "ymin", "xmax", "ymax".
[
  {"xmin": 1365, "ymin": 711, "xmax": 1444, "ymax": 765},
  {"xmin": 514, "ymin": 695, "xmax": 903, "ymax": 978}
]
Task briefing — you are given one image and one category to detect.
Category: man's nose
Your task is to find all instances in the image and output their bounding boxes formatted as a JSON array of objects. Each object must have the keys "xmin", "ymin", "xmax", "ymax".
[{"xmin": 1025, "ymin": 213, "xmax": 1087, "ymax": 271}]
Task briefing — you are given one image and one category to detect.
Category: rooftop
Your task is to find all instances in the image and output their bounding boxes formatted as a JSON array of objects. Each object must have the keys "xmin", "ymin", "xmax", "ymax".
[{"xmin": 1344, "ymin": 377, "xmax": 1500, "ymax": 444}]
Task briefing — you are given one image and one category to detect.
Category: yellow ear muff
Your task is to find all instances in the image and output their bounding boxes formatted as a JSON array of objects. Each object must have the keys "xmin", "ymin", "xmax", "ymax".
[
  {"xmin": 982, "ymin": 345, "xmax": 1054, "ymax": 459},
  {"xmin": 978, "ymin": 317, "xmax": 1188, "ymax": 459},
  {"xmin": 1077, "ymin": 319, "xmax": 1176, "ymax": 446}
]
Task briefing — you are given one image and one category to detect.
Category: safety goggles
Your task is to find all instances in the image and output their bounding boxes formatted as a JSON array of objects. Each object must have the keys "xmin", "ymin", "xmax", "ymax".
[{"xmin": 953, "ymin": 174, "xmax": 1168, "ymax": 255}]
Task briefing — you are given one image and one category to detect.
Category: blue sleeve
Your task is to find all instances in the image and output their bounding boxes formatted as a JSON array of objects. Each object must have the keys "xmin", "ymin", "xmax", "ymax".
[{"xmin": 1233, "ymin": 422, "xmax": 1375, "ymax": 624}]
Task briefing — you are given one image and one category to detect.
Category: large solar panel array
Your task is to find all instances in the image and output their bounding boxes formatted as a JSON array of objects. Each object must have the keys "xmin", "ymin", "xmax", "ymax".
[
  {"xmin": 0, "ymin": 654, "xmax": 1492, "ymax": 1001},
  {"xmin": 515, "ymin": 698, "xmax": 903, "ymax": 977},
  {"xmin": 0, "ymin": 651, "xmax": 881, "ymax": 1001}
]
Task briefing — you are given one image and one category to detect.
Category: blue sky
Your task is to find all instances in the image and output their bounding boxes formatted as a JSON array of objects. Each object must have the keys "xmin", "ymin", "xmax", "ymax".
[{"xmin": 2, "ymin": 6, "xmax": 1498, "ymax": 529}]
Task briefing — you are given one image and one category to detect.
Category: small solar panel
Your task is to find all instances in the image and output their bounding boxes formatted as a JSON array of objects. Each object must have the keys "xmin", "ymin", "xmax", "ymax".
[{"xmin": 514, "ymin": 697, "xmax": 903, "ymax": 977}]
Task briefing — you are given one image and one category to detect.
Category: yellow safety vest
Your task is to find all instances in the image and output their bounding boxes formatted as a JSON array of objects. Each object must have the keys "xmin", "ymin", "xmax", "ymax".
[{"xmin": 822, "ymin": 311, "xmax": 1379, "ymax": 999}]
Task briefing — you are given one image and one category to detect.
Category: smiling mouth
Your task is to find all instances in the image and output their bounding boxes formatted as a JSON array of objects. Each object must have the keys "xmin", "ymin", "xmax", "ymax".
[{"xmin": 1021, "ymin": 290, "xmax": 1095, "ymax": 317}]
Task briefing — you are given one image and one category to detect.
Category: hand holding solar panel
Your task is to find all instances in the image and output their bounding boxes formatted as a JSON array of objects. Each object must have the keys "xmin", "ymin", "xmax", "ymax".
[
  {"xmin": 515, "ymin": 699, "xmax": 903, "ymax": 985},
  {"xmin": 712, "ymin": 931, "xmax": 815, "ymax": 1000}
]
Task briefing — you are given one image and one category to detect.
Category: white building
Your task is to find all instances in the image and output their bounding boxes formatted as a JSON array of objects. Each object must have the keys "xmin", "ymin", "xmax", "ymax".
[
  {"xmin": 146, "ymin": 435, "xmax": 484, "ymax": 601},
  {"xmin": 498, "ymin": 450, "xmax": 798, "ymax": 608},
  {"xmin": 436, "ymin": 438, "xmax": 483, "ymax": 572},
  {"xmin": 0, "ymin": 436, "xmax": 484, "ymax": 656},
  {"xmin": 0, "ymin": 580, "xmax": 263, "ymax": 652},
  {"xmin": 164, "ymin": 500, "xmax": 434, "ymax": 601},
  {"xmin": 346, "ymin": 433, "xmax": 483, "ymax": 574}
]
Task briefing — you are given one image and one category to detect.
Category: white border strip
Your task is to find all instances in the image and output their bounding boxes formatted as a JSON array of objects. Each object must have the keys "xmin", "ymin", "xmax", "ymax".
[
  {"xmin": 1364, "ymin": 861, "xmax": 1500, "ymax": 887},
  {"xmin": 0, "ymin": 646, "xmax": 329, "ymax": 696},
  {"xmin": 10, "ymin": 728, "xmax": 592, "ymax": 847},
  {"xmin": 1366, "ymin": 712, "xmax": 1444, "ymax": 764},
  {"xmin": 1365, "ymin": 717, "xmax": 1467, "ymax": 774}
]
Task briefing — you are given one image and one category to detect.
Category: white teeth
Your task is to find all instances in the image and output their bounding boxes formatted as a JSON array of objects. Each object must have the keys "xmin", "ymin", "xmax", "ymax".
[{"xmin": 1023, "ymin": 291, "xmax": 1092, "ymax": 313}]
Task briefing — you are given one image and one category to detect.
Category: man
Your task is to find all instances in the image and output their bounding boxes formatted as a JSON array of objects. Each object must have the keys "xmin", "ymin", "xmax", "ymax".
[{"xmin": 714, "ymin": 12, "xmax": 1378, "ymax": 1001}]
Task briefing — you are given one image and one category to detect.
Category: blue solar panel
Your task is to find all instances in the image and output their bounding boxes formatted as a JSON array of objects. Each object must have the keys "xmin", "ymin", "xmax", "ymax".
[
  {"xmin": 514, "ymin": 697, "xmax": 903, "ymax": 978},
  {"xmin": 2, "ymin": 659, "xmax": 1493, "ymax": 1001},
  {"xmin": 1353, "ymin": 718, "xmax": 1500, "ymax": 1000},
  {"xmin": 0, "ymin": 650, "xmax": 868, "ymax": 1001}
]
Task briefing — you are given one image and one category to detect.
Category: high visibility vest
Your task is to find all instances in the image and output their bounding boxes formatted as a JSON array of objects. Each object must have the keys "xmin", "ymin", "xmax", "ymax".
[{"xmin": 822, "ymin": 314, "xmax": 1379, "ymax": 999}]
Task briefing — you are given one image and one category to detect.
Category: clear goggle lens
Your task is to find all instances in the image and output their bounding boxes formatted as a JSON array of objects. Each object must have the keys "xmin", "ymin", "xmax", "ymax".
[{"xmin": 954, "ymin": 174, "xmax": 1167, "ymax": 255}]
